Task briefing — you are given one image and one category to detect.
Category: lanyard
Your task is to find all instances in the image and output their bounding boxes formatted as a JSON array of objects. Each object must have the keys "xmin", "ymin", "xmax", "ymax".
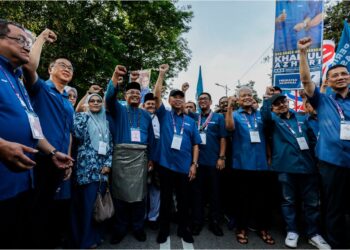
[
  {"xmin": 127, "ymin": 107, "xmax": 141, "ymax": 128},
  {"xmin": 281, "ymin": 118, "xmax": 302, "ymax": 137},
  {"xmin": 198, "ymin": 110, "xmax": 213, "ymax": 131},
  {"xmin": 0, "ymin": 65, "xmax": 33, "ymax": 112},
  {"xmin": 330, "ymin": 95, "xmax": 346, "ymax": 121},
  {"xmin": 170, "ymin": 110, "xmax": 184, "ymax": 135},
  {"xmin": 242, "ymin": 113, "xmax": 257, "ymax": 130}
]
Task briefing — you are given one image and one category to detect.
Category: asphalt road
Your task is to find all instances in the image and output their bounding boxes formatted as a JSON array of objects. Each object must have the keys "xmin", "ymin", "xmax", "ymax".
[{"xmin": 99, "ymin": 216, "xmax": 318, "ymax": 249}]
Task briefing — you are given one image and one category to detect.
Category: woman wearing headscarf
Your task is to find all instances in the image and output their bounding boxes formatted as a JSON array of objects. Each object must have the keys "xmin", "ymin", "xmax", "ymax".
[{"xmin": 70, "ymin": 93, "xmax": 113, "ymax": 249}]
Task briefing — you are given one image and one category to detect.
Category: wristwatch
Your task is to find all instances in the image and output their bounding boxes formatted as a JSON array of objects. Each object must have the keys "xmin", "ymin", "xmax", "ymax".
[
  {"xmin": 49, "ymin": 149, "xmax": 58, "ymax": 158},
  {"xmin": 192, "ymin": 162, "xmax": 199, "ymax": 168},
  {"xmin": 219, "ymin": 156, "xmax": 226, "ymax": 160}
]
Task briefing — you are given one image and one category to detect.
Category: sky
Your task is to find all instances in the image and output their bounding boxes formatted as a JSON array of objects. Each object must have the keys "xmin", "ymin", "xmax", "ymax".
[{"xmin": 170, "ymin": 0, "xmax": 276, "ymax": 106}]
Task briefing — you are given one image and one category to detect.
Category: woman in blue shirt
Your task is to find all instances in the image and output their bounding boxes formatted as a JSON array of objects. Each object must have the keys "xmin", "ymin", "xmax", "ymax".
[{"xmin": 70, "ymin": 93, "xmax": 113, "ymax": 249}]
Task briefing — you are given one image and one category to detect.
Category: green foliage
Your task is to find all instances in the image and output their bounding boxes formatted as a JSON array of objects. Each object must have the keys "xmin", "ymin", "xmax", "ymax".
[
  {"xmin": 324, "ymin": 0, "xmax": 350, "ymax": 45},
  {"xmin": 0, "ymin": 0, "xmax": 193, "ymax": 96}
]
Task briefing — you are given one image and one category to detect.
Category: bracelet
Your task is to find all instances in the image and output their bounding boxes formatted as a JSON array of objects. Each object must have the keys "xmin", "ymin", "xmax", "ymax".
[{"xmin": 49, "ymin": 149, "xmax": 58, "ymax": 158}]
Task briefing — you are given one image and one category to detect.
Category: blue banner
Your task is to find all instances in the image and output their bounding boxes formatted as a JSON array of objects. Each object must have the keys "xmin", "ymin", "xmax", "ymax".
[
  {"xmin": 332, "ymin": 20, "xmax": 350, "ymax": 71},
  {"xmin": 272, "ymin": 0, "xmax": 324, "ymax": 89}
]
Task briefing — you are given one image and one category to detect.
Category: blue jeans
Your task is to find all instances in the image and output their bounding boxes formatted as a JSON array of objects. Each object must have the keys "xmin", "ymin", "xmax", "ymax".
[{"xmin": 278, "ymin": 173, "xmax": 320, "ymax": 237}]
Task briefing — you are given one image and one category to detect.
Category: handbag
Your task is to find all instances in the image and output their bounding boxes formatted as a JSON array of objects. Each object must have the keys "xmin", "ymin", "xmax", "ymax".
[{"xmin": 93, "ymin": 177, "xmax": 115, "ymax": 223}]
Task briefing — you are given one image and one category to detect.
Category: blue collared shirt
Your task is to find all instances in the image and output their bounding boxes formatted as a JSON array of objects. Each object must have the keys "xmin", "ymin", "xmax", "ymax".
[
  {"xmin": 105, "ymin": 80, "xmax": 154, "ymax": 146},
  {"xmin": 308, "ymin": 87, "xmax": 350, "ymax": 167},
  {"xmin": 261, "ymin": 100, "xmax": 317, "ymax": 174},
  {"xmin": 29, "ymin": 79, "xmax": 74, "ymax": 154},
  {"xmin": 231, "ymin": 108, "xmax": 269, "ymax": 171},
  {"xmin": 306, "ymin": 114, "xmax": 319, "ymax": 139},
  {"xmin": 190, "ymin": 111, "xmax": 227, "ymax": 167},
  {"xmin": 156, "ymin": 104, "xmax": 202, "ymax": 174},
  {"xmin": 0, "ymin": 56, "xmax": 36, "ymax": 200}
]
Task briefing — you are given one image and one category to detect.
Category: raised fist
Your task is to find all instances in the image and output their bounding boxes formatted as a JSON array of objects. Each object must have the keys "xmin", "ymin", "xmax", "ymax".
[
  {"xmin": 297, "ymin": 37, "xmax": 312, "ymax": 52},
  {"xmin": 159, "ymin": 64, "xmax": 169, "ymax": 73},
  {"xmin": 181, "ymin": 82, "xmax": 189, "ymax": 92},
  {"xmin": 38, "ymin": 28, "xmax": 57, "ymax": 43}
]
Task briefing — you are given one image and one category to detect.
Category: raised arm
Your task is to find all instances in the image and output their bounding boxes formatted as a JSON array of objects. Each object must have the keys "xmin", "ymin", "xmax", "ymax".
[
  {"xmin": 23, "ymin": 29, "xmax": 57, "ymax": 87},
  {"xmin": 225, "ymin": 96, "xmax": 237, "ymax": 131},
  {"xmin": 298, "ymin": 37, "xmax": 316, "ymax": 97},
  {"xmin": 153, "ymin": 64, "xmax": 169, "ymax": 109},
  {"xmin": 105, "ymin": 65, "xmax": 127, "ymax": 114}
]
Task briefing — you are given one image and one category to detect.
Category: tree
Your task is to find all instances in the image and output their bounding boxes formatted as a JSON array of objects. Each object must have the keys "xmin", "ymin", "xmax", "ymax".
[
  {"xmin": 324, "ymin": 0, "xmax": 350, "ymax": 45},
  {"xmin": 0, "ymin": 0, "xmax": 193, "ymax": 95}
]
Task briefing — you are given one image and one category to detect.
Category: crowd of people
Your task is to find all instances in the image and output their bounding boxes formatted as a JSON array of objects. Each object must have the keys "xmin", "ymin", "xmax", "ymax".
[{"xmin": 1, "ymin": 19, "xmax": 350, "ymax": 250}]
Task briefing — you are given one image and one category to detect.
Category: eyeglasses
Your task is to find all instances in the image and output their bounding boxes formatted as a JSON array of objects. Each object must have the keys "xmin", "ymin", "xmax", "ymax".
[
  {"xmin": 54, "ymin": 62, "xmax": 74, "ymax": 72},
  {"xmin": 68, "ymin": 94, "xmax": 77, "ymax": 99},
  {"xmin": 1, "ymin": 34, "xmax": 32, "ymax": 48},
  {"xmin": 126, "ymin": 90, "xmax": 141, "ymax": 96},
  {"xmin": 198, "ymin": 97, "xmax": 210, "ymax": 101},
  {"xmin": 89, "ymin": 99, "xmax": 102, "ymax": 104}
]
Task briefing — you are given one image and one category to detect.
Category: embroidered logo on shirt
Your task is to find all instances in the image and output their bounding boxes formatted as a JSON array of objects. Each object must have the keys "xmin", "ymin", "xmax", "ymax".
[
  {"xmin": 49, "ymin": 91, "xmax": 57, "ymax": 97},
  {"xmin": 185, "ymin": 122, "xmax": 191, "ymax": 126},
  {"xmin": 1, "ymin": 78, "xmax": 8, "ymax": 83}
]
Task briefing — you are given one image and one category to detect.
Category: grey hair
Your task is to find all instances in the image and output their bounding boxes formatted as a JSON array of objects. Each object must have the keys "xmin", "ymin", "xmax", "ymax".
[{"xmin": 236, "ymin": 86, "xmax": 253, "ymax": 96}]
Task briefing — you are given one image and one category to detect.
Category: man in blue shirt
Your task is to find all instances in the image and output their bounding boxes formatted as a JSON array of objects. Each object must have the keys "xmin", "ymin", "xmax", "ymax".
[
  {"xmin": 23, "ymin": 28, "xmax": 75, "ymax": 248},
  {"xmin": 261, "ymin": 89, "xmax": 330, "ymax": 249},
  {"xmin": 225, "ymin": 87, "xmax": 275, "ymax": 246},
  {"xmin": 105, "ymin": 65, "xmax": 154, "ymax": 244},
  {"xmin": 188, "ymin": 92, "xmax": 226, "ymax": 237},
  {"xmin": 299, "ymin": 37, "xmax": 350, "ymax": 248},
  {"xmin": 0, "ymin": 20, "xmax": 72, "ymax": 248},
  {"xmin": 142, "ymin": 92, "xmax": 161, "ymax": 230},
  {"xmin": 154, "ymin": 64, "xmax": 201, "ymax": 244}
]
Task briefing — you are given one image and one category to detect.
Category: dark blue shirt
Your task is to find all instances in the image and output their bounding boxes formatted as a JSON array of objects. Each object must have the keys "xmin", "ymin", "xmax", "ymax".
[
  {"xmin": 306, "ymin": 114, "xmax": 319, "ymax": 139},
  {"xmin": 29, "ymin": 79, "xmax": 74, "ymax": 154},
  {"xmin": 261, "ymin": 100, "xmax": 317, "ymax": 174},
  {"xmin": 105, "ymin": 80, "xmax": 154, "ymax": 146},
  {"xmin": 231, "ymin": 108, "xmax": 269, "ymax": 171},
  {"xmin": 308, "ymin": 87, "xmax": 350, "ymax": 167},
  {"xmin": 190, "ymin": 111, "xmax": 227, "ymax": 167},
  {"xmin": 0, "ymin": 56, "xmax": 36, "ymax": 200},
  {"xmin": 156, "ymin": 104, "xmax": 202, "ymax": 174}
]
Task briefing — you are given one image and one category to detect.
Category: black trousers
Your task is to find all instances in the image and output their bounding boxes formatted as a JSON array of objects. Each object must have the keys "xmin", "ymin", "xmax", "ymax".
[
  {"xmin": 29, "ymin": 155, "xmax": 66, "ymax": 248},
  {"xmin": 158, "ymin": 166, "xmax": 190, "ymax": 233},
  {"xmin": 319, "ymin": 160, "xmax": 350, "ymax": 249},
  {"xmin": 233, "ymin": 169, "xmax": 274, "ymax": 231},
  {"xmin": 0, "ymin": 191, "xmax": 32, "ymax": 249},
  {"xmin": 191, "ymin": 165, "xmax": 221, "ymax": 225}
]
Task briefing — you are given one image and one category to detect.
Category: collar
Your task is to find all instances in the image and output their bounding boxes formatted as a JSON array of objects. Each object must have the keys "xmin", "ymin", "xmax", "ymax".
[
  {"xmin": 0, "ymin": 55, "xmax": 23, "ymax": 78},
  {"xmin": 45, "ymin": 79, "xmax": 68, "ymax": 97},
  {"xmin": 200, "ymin": 109, "xmax": 212, "ymax": 117},
  {"xmin": 333, "ymin": 91, "xmax": 350, "ymax": 100},
  {"xmin": 280, "ymin": 109, "xmax": 296, "ymax": 120},
  {"xmin": 171, "ymin": 109, "xmax": 184, "ymax": 117},
  {"xmin": 238, "ymin": 107, "xmax": 254, "ymax": 114}
]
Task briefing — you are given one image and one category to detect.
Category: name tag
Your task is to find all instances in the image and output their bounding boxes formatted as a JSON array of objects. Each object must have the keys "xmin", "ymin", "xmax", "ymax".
[
  {"xmin": 98, "ymin": 141, "xmax": 107, "ymax": 155},
  {"xmin": 296, "ymin": 137, "xmax": 309, "ymax": 150},
  {"xmin": 249, "ymin": 130, "xmax": 261, "ymax": 143},
  {"xmin": 131, "ymin": 128, "xmax": 141, "ymax": 142},
  {"xmin": 340, "ymin": 121, "xmax": 350, "ymax": 140},
  {"xmin": 171, "ymin": 134, "xmax": 183, "ymax": 150},
  {"xmin": 27, "ymin": 111, "xmax": 44, "ymax": 139},
  {"xmin": 200, "ymin": 132, "xmax": 206, "ymax": 145}
]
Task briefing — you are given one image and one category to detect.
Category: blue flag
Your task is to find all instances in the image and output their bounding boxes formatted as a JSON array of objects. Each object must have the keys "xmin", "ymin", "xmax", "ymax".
[
  {"xmin": 196, "ymin": 66, "xmax": 203, "ymax": 100},
  {"xmin": 333, "ymin": 20, "xmax": 350, "ymax": 71}
]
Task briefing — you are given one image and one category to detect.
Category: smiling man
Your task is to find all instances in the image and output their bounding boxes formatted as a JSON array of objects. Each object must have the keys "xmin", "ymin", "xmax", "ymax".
[
  {"xmin": 22, "ymin": 28, "xmax": 75, "ymax": 248},
  {"xmin": 105, "ymin": 65, "xmax": 154, "ymax": 244},
  {"xmin": 0, "ymin": 20, "xmax": 72, "ymax": 248},
  {"xmin": 299, "ymin": 37, "xmax": 350, "ymax": 249},
  {"xmin": 261, "ymin": 88, "xmax": 330, "ymax": 249}
]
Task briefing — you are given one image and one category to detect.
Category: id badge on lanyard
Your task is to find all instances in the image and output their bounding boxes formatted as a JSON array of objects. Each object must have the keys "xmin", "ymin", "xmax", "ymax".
[
  {"xmin": 171, "ymin": 134, "xmax": 183, "ymax": 150},
  {"xmin": 200, "ymin": 132, "xmax": 206, "ymax": 145},
  {"xmin": 27, "ymin": 111, "xmax": 45, "ymax": 139},
  {"xmin": 296, "ymin": 137, "xmax": 309, "ymax": 150},
  {"xmin": 98, "ymin": 141, "xmax": 107, "ymax": 155},
  {"xmin": 131, "ymin": 128, "xmax": 141, "ymax": 142},
  {"xmin": 340, "ymin": 121, "xmax": 350, "ymax": 140},
  {"xmin": 249, "ymin": 130, "xmax": 261, "ymax": 143}
]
